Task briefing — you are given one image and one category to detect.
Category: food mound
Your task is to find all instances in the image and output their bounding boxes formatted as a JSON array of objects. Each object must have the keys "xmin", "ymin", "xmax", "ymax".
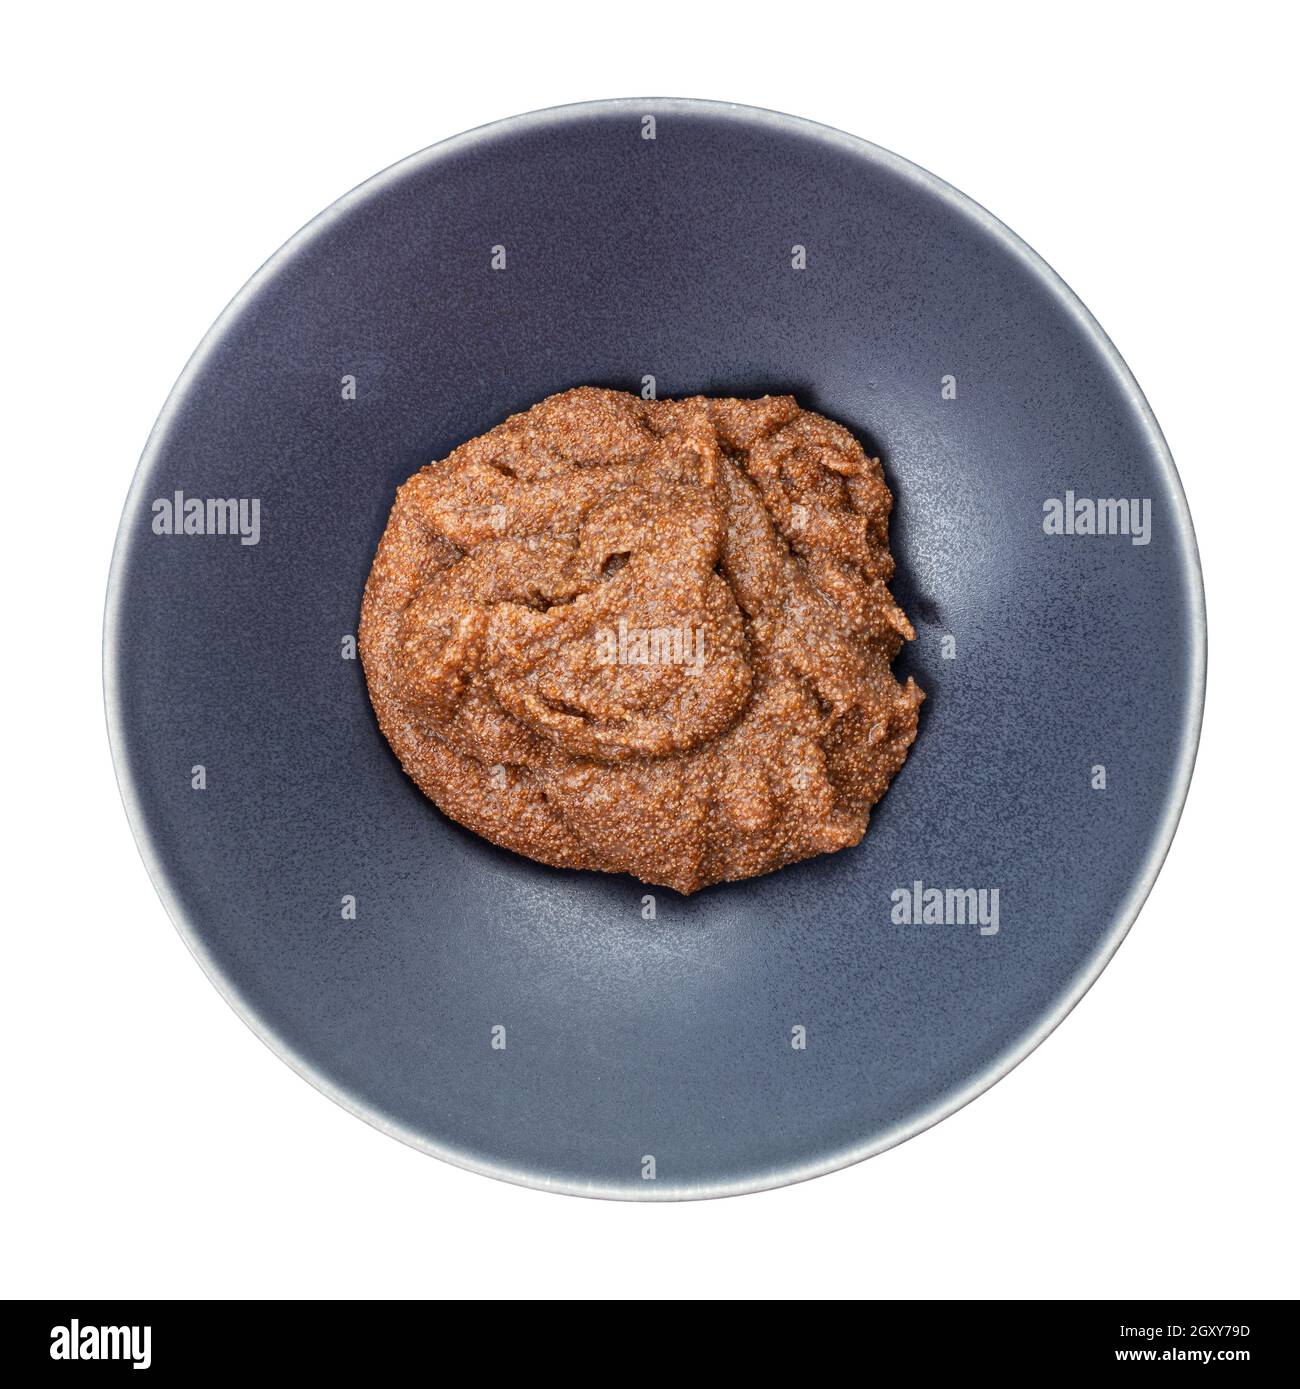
[{"xmin": 360, "ymin": 388, "xmax": 923, "ymax": 894}]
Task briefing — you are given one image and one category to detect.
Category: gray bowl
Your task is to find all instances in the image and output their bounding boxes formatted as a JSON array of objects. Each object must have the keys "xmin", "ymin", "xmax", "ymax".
[{"xmin": 105, "ymin": 99, "xmax": 1205, "ymax": 1199}]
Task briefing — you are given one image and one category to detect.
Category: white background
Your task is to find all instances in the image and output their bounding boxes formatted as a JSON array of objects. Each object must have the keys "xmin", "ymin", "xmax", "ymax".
[{"xmin": 4, "ymin": 1, "xmax": 1296, "ymax": 1300}]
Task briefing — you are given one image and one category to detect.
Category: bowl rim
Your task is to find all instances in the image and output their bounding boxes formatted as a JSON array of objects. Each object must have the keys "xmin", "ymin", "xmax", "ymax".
[{"xmin": 103, "ymin": 96, "xmax": 1208, "ymax": 1201}]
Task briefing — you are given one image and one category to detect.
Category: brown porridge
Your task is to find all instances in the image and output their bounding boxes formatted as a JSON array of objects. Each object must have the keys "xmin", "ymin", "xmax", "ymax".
[{"xmin": 359, "ymin": 387, "xmax": 923, "ymax": 894}]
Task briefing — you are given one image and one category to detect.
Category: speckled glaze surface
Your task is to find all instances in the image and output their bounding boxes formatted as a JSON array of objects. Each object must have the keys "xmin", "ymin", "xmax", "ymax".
[{"xmin": 105, "ymin": 99, "xmax": 1205, "ymax": 1200}]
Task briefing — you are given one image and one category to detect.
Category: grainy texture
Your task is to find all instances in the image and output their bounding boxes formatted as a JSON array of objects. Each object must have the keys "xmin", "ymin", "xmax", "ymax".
[{"xmin": 360, "ymin": 387, "xmax": 923, "ymax": 893}]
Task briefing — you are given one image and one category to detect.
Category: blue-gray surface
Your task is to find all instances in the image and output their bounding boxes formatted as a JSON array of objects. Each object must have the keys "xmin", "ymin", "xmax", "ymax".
[{"xmin": 105, "ymin": 100, "xmax": 1204, "ymax": 1198}]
